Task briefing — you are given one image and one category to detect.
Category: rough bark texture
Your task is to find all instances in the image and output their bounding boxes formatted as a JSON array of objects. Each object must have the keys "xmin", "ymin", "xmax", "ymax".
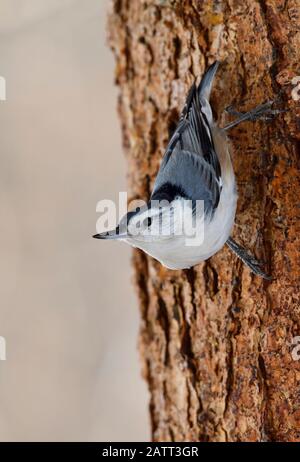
[{"xmin": 108, "ymin": 0, "xmax": 300, "ymax": 442}]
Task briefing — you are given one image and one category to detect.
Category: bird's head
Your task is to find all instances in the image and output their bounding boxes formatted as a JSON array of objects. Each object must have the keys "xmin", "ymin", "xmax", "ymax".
[{"xmin": 93, "ymin": 199, "xmax": 186, "ymax": 243}]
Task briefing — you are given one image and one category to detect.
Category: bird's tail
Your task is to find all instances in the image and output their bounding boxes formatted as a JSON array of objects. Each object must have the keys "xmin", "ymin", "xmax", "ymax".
[{"xmin": 198, "ymin": 61, "xmax": 219, "ymax": 101}]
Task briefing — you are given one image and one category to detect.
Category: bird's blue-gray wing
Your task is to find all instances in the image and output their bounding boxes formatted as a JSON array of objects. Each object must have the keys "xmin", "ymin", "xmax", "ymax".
[
  {"xmin": 151, "ymin": 149, "xmax": 220, "ymax": 214},
  {"xmin": 151, "ymin": 61, "xmax": 221, "ymax": 212}
]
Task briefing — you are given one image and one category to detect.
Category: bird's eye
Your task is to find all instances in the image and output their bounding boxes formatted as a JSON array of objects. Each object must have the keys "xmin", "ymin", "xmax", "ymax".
[{"xmin": 143, "ymin": 217, "xmax": 152, "ymax": 227}]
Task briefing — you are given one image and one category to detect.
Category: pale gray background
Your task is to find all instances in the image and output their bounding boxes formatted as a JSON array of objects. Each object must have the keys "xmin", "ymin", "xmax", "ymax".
[{"xmin": 0, "ymin": 0, "xmax": 149, "ymax": 441}]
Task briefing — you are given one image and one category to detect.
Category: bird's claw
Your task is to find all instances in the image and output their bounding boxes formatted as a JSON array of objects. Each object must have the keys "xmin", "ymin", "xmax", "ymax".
[{"xmin": 226, "ymin": 100, "xmax": 287, "ymax": 123}]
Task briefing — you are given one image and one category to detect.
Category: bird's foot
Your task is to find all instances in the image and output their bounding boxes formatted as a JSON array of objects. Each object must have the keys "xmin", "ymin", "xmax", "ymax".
[
  {"xmin": 226, "ymin": 237, "xmax": 272, "ymax": 280},
  {"xmin": 224, "ymin": 100, "xmax": 287, "ymax": 130}
]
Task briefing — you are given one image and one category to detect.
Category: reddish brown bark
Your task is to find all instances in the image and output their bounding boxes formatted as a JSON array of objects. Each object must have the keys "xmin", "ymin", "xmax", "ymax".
[{"xmin": 108, "ymin": 0, "xmax": 300, "ymax": 441}]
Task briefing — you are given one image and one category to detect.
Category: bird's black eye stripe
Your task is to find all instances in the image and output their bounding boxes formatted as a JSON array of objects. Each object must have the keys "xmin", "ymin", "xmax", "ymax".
[{"xmin": 143, "ymin": 217, "xmax": 152, "ymax": 227}]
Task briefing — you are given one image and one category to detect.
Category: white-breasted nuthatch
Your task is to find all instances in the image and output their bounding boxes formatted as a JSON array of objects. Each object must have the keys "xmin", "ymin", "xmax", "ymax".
[{"xmin": 94, "ymin": 61, "xmax": 280, "ymax": 279}]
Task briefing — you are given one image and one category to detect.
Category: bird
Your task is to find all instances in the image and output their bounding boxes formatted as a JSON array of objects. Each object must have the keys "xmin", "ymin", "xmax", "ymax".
[{"xmin": 94, "ymin": 61, "xmax": 279, "ymax": 279}]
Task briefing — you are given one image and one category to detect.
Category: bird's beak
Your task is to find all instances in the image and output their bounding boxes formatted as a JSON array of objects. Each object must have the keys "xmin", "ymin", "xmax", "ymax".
[{"xmin": 93, "ymin": 227, "xmax": 127, "ymax": 240}]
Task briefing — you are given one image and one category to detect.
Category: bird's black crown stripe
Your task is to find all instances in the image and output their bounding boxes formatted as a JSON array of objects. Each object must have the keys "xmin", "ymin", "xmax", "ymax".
[{"xmin": 151, "ymin": 182, "xmax": 190, "ymax": 202}]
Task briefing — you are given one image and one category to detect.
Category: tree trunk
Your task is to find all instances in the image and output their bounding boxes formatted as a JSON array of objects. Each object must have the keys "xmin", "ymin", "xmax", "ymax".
[{"xmin": 108, "ymin": 0, "xmax": 300, "ymax": 442}]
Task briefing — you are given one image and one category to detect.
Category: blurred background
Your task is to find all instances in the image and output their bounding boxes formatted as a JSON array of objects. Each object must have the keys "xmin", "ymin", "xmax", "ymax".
[{"xmin": 0, "ymin": 0, "xmax": 148, "ymax": 441}]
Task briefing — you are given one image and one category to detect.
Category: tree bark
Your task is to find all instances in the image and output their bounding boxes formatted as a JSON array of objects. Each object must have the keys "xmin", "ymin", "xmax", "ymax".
[{"xmin": 108, "ymin": 0, "xmax": 300, "ymax": 442}]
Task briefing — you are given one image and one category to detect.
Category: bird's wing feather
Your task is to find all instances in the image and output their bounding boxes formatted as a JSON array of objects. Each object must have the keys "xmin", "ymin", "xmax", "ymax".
[
  {"xmin": 152, "ymin": 62, "xmax": 221, "ymax": 211},
  {"xmin": 151, "ymin": 149, "xmax": 220, "ymax": 214}
]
